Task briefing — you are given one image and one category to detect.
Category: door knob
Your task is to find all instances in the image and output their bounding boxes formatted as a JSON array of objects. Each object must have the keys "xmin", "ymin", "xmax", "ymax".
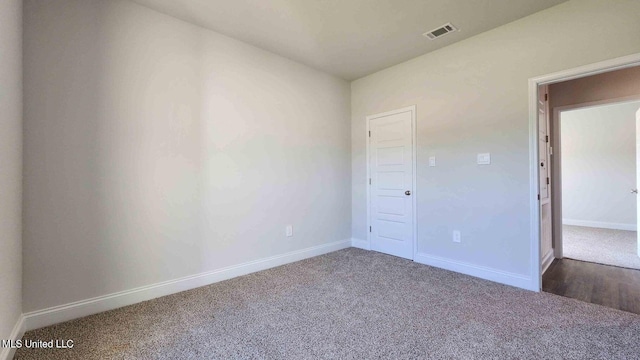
[
  {"xmin": 632, "ymin": 189, "xmax": 638, "ymax": 194},
  {"xmin": 405, "ymin": 190, "xmax": 411, "ymax": 196}
]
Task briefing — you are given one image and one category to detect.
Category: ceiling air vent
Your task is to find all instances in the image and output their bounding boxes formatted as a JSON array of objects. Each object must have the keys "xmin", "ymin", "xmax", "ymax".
[{"xmin": 423, "ymin": 23, "xmax": 458, "ymax": 40}]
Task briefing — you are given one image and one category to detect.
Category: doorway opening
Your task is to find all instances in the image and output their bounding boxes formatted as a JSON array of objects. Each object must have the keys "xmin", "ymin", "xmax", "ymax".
[
  {"xmin": 556, "ymin": 99, "xmax": 640, "ymax": 269},
  {"xmin": 529, "ymin": 54, "xmax": 640, "ymax": 289},
  {"xmin": 530, "ymin": 56, "xmax": 640, "ymax": 313}
]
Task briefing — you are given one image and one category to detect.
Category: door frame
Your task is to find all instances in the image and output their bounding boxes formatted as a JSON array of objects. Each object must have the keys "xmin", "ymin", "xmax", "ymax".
[
  {"xmin": 552, "ymin": 95, "xmax": 640, "ymax": 258},
  {"xmin": 528, "ymin": 53, "xmax": 640, "ymax": 291},
  {"xmin": 366, "ymin": 105, "xmax": 417, "ymax": 259}
]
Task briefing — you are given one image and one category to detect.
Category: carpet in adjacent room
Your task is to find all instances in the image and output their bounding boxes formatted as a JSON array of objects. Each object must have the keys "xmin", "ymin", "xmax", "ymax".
[{"xmin": 563, "ymin": 225, "xmax": 640, "ymax": 270}]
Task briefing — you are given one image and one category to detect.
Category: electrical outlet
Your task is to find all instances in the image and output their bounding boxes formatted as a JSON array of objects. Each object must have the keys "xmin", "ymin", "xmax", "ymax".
[
  {"xmin": 286, "ymin": 225, "xmax": 293, "ymax": 237},
  {"xmin": 453, "ymin": 230, "xmax": 461, "ymax": 243}
]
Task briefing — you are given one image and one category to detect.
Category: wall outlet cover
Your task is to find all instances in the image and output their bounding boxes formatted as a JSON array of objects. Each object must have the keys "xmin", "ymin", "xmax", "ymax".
[{"xmin": 477, "ymin": 153, "xmax": 491, "ymax": 165}]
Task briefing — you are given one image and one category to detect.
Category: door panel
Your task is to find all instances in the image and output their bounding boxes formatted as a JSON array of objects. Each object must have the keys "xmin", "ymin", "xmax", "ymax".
[
  {"xmin": 539, "ymin": 85, "xmax": 553, "ymax": 267},
  {"xmin": 377, "ymin": 146, "xmax": 404, "ymax": 165},
  {"xmin": 369, "ymin": 110, "xmax": 414, "ymax": 259},
  {"xmin": 539, "ymin": 86, "xmax": 550, "ymax": 201}
]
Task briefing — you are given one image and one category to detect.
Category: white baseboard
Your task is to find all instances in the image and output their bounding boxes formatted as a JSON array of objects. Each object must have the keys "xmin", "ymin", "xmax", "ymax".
[
  {"xmin": 351, "ymin": 238, "xmax": 370, "ymax": 250},
  {"xmin": 1, "ymin": 314, "xmax": 25, "ymax": 360},
  {"xmin": 541, "ymin": 248, "xmax": 555, "ymax": 275},
  {"xmin": 414, "ymin": 253, "xmax": 535, "ymax": 291},
  {"xmin": 563, "ymin": 219, "xmax": 636, "ymax": 231},
  {"xmin": 22, "ymin": 239, "xmax": 351, "ymax": 332}
]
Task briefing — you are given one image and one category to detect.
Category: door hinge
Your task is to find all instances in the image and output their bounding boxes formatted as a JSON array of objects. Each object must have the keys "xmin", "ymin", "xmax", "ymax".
[
  {"xmin": 369, "ymin": 226, "xmax": 372, "ymax": 232},
  {"xmin": 369, "ymin": 131, "xmax": 371, "ymax": 137},
  {"xmin": 549, "ymin": 146, "xmax": 553, "ymax": 155},
  {"xmin": 538, "ymin": 194, "xmax": 540, "ymax": 200},
  {"xmin": 545, "ymin": 135, "xmax": 549, "ymax": 143},
  {"xmin": 544, "ymin": 93, "xmax": 548, "ymax": 101},
  {"xmin": 369, "ymin": 178, "xmax": 371, "ymax": 185},
  {"xmin": 547, "ymin": 177, "xmax": 550, "ymax": 185}
]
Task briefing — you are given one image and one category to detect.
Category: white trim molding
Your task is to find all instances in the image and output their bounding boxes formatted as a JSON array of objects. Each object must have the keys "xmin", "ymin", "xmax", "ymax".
[
  {"xmin": 414, "ymin": 253, "xmax": 534, "ymax": 291},
  {"xmin": 541, "ymin": 249, "xmax": 555, "ymax": 275},
  {"xmin": 22, "ymin": 239, "xmax": 351, "ymax": 332},
  {"xmin": 563, "ymin": 219, "xmax": 637, "ymax": 232},
  {"xmin": 351, "ymin": 238, "xmax": 371, "ymax": 250},
  {"xmin": 528, "ymin": 52, "xmax": 640, "ymax": 292},
  {"xmin": 0, "ymin": 315, "xmax": 25, "ymax": 360},
  {"xmin": 414, "ymin": 253, "xmax": 535, "ymax": 290}
]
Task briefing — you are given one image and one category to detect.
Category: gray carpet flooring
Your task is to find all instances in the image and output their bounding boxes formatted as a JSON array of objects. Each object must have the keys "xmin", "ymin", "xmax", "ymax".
[
  {"xmin": 563, "ymin": 225, "xmax": 640, "ymax": 270},
  {"xmin": 15, "ymin": 248, "xmax": 640, "ymax": 359}
]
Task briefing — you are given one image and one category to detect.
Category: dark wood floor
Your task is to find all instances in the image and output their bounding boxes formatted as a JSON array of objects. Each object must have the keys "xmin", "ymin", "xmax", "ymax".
[{"xmin": 543, "ymin": 258, "xmax": 640, "ymax": 315}]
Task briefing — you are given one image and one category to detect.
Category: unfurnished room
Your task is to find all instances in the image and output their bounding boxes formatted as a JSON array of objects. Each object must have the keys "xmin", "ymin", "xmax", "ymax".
[{"xmin": 1, "ymin": 0, "xmax": 640, "ymax": 359}]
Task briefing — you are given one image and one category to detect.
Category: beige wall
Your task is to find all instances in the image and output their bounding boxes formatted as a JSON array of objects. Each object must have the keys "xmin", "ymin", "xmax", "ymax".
[
  {"xmin": 351, "ymin": 0, "xmax": 640, "ymax": 284},
  {"xmin": 23, "ymin": 0, "xmax": 351, "ymax": 312},
  {"xmin": 550, "ymin": 66, "xmax": 640, "ymax": 109},
  {"xmin": 0, "ymin": 0, "xmax": 23, "ymax": 348}
]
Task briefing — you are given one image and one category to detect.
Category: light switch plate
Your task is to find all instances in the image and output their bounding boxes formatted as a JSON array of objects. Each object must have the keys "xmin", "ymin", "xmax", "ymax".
[
  {"xmin": 477, "ymin": 153, "xmax": 491, "ymax": 165},
  {"xmin": 429, "ymin": 156, "xmax": 436, "ymax": 167}
]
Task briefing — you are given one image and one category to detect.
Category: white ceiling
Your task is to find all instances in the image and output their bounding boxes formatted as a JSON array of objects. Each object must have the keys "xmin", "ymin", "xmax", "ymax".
[{"xmin": 131, "ymin": 0, "xmax": 567, "ymax": 80}]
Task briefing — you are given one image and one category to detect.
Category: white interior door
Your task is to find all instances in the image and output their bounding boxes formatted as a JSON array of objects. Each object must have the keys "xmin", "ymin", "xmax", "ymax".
[
  {"xmin": 538, "ymin": 85, "xmax": 553, "ymax": 270},
  {"xmin": 368, "ymin": 108, "xmax": 414, "ymax": 260}
]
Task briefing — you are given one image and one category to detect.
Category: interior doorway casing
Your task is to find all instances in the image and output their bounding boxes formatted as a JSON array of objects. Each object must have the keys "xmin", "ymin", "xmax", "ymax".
[
  {"xmin": 365, "ymin": 105, "xmax": 417, "ymax": 259},
  {"xmin": 529, "ymin": 53, "xmax": 640, "ymax": 292}
]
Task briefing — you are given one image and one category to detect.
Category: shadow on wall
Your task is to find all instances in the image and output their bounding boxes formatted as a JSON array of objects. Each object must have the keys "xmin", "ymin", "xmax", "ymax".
[
  {"xmin": 23, "ymin": 0, "xmax": 205, "ymax": 311},
  {"xmin": 23, "ymin": 0, "xmax": 351, "ymax": 313}
]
